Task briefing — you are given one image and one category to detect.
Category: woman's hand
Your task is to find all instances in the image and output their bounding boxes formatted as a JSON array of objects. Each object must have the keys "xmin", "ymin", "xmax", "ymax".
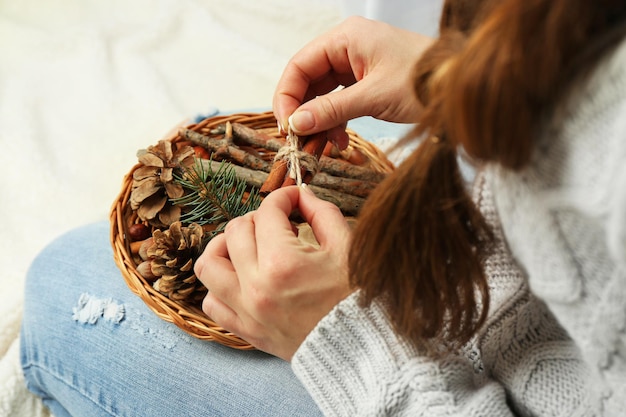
[
  {"xmin": 273, "ymin": 16, "xmax": 433, "ymax": 149},
  {"xmin": 194, "ymin": 186, "xmax": 353, "ymax": 361}
]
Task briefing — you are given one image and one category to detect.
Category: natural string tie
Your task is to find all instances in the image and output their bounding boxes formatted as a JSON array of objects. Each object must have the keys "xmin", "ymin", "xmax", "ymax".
[{"xmin": 274, "ymin": 124, "xmax": 320, "ymax": 186}]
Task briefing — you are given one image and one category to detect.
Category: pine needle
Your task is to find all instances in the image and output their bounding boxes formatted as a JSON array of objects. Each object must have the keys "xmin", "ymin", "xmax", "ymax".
[{"xmin": 172, "ymin": 158, "xmax": 262, "ymax": 228}]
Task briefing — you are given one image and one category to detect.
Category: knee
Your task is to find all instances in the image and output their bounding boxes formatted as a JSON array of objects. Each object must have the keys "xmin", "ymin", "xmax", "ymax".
[
  {"xmin": 26, "ymin": 222, "xmax": 111, "ymax": 292},
  {"xmin": 22, "ymin": 221, "xmax": 117, "ymax": 339}
]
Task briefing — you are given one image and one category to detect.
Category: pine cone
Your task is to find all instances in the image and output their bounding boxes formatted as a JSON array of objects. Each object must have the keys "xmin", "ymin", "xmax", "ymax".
[
  {"xmin": 136, "ymin": 221, "xmax": 207, "ymax": 304},
  {"xmin": 130, "ymin": 140, "xmax": 195, "ymax": 227}
]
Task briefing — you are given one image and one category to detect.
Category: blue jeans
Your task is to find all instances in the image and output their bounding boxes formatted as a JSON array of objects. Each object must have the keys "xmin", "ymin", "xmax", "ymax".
[{"xmin": 20, "ymin": 222, "xmax": 322, "ymax": 417}]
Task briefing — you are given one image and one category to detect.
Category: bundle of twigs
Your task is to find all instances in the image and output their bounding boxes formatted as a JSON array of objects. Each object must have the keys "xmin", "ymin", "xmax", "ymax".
[
  {"xmin": 179, "ymin": 118, "xmax": 391, "ymax": 215},
  {"xmin": 110, "ymin": 111, "xmax": 394, "ymax": 349}
]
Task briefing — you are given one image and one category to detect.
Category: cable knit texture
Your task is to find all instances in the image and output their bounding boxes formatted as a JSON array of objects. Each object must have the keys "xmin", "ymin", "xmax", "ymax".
[{"xmin": 292, "ymin": 38, "xmax": 626, "ymax": 416}]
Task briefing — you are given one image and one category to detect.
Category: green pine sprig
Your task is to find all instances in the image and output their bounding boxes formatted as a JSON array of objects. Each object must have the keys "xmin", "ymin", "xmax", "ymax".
[{"xmin": 172, "ymin": 158, "xmax": 262, "ymax": 230}]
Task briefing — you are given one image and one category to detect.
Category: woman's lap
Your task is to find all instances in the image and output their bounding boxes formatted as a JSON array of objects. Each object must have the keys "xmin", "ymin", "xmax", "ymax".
[{"xmin": 20, "ymin": 221, "xmax": 321, "ymax": 417}]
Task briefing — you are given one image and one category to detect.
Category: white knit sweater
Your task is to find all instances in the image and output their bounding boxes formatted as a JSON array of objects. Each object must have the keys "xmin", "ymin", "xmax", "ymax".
[{"xmin": 292, "ymin": 37, "xmax": 626, "ymax": 416}]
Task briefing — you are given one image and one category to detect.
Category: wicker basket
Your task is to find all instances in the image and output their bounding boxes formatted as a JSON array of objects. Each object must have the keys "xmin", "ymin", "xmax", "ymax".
[{"xmin": 110, "ymin": 111, "xmax": 394, "ymax": 349}]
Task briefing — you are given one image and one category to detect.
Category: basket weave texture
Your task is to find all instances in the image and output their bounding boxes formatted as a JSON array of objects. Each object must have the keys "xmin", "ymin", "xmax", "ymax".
[{"xmin": 110, "ymin": 111, "xmax": 393, "ymax": 349}]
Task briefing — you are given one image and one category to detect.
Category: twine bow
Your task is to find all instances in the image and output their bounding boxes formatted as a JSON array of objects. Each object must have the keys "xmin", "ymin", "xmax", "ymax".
[{"xmin": 274, "ymin": 125, "xmax": 320, "ymax": 186}]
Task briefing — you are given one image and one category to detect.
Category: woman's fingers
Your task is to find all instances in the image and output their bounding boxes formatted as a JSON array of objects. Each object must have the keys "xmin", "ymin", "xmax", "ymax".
[
  {"xmin": 251, "ymin": 186, "xmax": 349, "ymax": 254},
  {"xmin": 296, "ymin": 185, "xmax": 351, "ymax": 251},
  {"xmin": 201, "ymin": 292, "xmax": 242, "ymax": 334},
  {"xmin": 273, "ymin": 16, "xmax": 433, "ymax": 138},
  {"xmin": 223, "ymin": 212, "xmax": 259, "ymax": 277},
  {"xmin": 272, "ymin": 29, "xmax": 355, "ymax": 129},
  {"xmin": 195, "ymin": 226, "xmax": 243, "ymax": 320},
  {"xmin": 195, "ymin": 186, "xmax": 353, "ymax": 360},
  {"xmin": 194, "ymin": 233, "xmax": 232, "ymax": 279}
]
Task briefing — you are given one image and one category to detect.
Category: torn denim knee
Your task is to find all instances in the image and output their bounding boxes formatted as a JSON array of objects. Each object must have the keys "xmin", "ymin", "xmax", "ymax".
[{"xmin": 72, "ymin": 293, "xmax": 125, "ymax": 325}]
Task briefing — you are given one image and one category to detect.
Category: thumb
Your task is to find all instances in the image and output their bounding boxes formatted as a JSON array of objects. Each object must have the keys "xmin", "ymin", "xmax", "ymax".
[
  {"xmin": 297, "ymin": 185, "xmax": 351, "ymax": 251},
  {"xmin": 289, "ymin": 81, "xmax": 379, "ymax": 136}
]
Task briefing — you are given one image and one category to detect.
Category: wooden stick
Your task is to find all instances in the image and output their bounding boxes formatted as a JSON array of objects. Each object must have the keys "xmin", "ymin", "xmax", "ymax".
[
  {"xmin": 319, "ymin": 156, "xmax": 387, "ymax": 182},
  {"xmin": 307, "ymin": 172, "xmax": 377, "ymax": 198},
  {"xmin": 180, "ymin": 128, "xmax": 270, "ymax": 172},
  {"xmin": 231, "ymin": 122, "xmax": 286, "ymax": 150},
  {"xmin": 198, "ymin": 159, "xmax": 366, "ymax": 215}
]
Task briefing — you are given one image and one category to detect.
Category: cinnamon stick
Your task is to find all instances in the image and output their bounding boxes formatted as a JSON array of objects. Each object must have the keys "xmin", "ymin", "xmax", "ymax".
[
  {"xmin": 289, "ymin": 132, "xmax": 328, "ymax": 184},
  {"xmin": 260, "ymin": 159, "xmax": 289, "ymax": 193},
  {"xmin": 280, "ymin": 131, "xmax": 328, "ymax": 188}
]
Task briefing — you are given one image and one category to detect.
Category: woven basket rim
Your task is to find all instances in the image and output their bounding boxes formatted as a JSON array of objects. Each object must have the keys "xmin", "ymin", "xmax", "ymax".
[{"xmin": 110, "ymin": 110, "xmax": 393, "ymax": 350}]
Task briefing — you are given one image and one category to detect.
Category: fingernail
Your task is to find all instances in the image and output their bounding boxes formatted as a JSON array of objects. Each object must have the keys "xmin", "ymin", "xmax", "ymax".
[
  {"xmin": 277, "ymin": 120, "xmax": 286, "ymax": 135},
  {"xmin": 289, "ymin": 111, "xmax": 315, "ymax": 132}
]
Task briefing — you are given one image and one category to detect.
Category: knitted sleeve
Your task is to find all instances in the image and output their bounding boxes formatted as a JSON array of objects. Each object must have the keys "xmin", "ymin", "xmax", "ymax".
[
  {"xmin": 291, "ymin": 292, "xmax": 517, "ymax": 417},
  {"xmin": 291, "ymin": 174, "xmax": 597, "ymax": 416}
]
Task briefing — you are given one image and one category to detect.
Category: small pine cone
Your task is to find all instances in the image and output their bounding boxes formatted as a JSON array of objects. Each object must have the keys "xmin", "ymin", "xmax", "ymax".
[
  {"xmin": 130, "ymin": 140, "xmax": 195, "ymax": 227},
  {"xmin": 137, "ymin": 221, "xmax": 207, "ymax": 304}
]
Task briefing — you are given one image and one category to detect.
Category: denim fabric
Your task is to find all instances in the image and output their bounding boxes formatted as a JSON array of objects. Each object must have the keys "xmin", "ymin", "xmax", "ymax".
[{"xmin": 21, "ymin": 222, "xmax": 323, "ymax": 417}]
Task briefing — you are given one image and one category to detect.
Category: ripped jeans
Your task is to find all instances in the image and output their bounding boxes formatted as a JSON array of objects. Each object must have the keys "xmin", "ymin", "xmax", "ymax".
[{"xmin": 20, "ymin": 222, "xmax": 322, "ymax": 417}]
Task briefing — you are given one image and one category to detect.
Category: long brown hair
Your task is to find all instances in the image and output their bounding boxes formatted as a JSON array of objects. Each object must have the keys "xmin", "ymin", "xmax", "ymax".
[{"xmin": 349, "ymin": 0, "xmax": 626, "ymax": 352}]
